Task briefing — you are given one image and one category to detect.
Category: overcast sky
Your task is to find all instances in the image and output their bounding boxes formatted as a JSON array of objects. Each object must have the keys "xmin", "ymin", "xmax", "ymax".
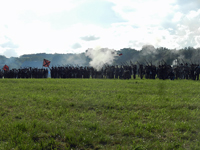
[{"xmin": 0, "ymin": 0, "xmax": 200, "ymax": 58}]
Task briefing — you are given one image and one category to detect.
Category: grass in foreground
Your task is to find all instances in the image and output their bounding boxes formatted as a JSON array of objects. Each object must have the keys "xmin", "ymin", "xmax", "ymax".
[{"xmin": 0, "ymin": 78, "xmax": 200, "ymax": 149}]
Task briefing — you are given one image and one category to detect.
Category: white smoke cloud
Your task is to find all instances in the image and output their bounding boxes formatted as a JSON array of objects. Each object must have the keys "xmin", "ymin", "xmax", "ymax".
[
  {"xmin": 172, "ymin": 59, "xmax": 178, "ymax": 66},
  {"xmin": 85, "ymin": 47, "xmax": 118, "ymax": 71},
  {"xmin": 141, "ymin": 45, "xmax": 156, "ymax": 55},
  {"xmin": 67, "ymin": 54, "xmax": 87, "ymax": 66},
  {"xmin": 171, "ymin": 54, "xmax": 185, "ymax": 66}
]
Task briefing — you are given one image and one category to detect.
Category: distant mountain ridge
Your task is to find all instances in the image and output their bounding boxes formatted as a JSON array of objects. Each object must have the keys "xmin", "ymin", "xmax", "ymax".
[{"xmin": 0, "ymin": 46, "xmax": 200, "ymax": 69}]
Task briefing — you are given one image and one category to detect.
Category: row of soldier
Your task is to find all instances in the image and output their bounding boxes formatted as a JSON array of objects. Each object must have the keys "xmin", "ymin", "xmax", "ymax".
[
  {"xmin": 137, "ymin": 63, "xmax": 200, "ymax": 80},
  {"xmin": 0, "ymin": 68, "xmax": 48, "ymax": 78},
  {"xmin": 50, "ymin": 65, "xmax": 137, "ymax": 79},
  {"xmin": 0, "ymin": 63, "xmax": 199, "ymax": 80}
]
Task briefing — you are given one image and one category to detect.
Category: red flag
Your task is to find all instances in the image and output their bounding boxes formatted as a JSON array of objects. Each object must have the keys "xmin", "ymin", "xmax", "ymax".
[
  {"xmin": 43, "ymin": 59, "xmax": 51, "ymax": 67},
  {"xmin": 3, "ymin": 65, "xmax": 9, "ymax": 71},
  {"xmin": 118, "ymin": 53, "xmax": 123, "ymax": 56}
]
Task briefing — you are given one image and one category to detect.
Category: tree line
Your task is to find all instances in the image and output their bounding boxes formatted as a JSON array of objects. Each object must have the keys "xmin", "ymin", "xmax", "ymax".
[{"xmin": 0, "ymin": 45, "xmax": 200, "ymax": 69}]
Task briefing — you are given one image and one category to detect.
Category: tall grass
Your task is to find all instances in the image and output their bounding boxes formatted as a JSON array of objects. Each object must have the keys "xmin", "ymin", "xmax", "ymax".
[{"xmin": 0, "ymin": 78, "xmax": 199, "ymax": 149}]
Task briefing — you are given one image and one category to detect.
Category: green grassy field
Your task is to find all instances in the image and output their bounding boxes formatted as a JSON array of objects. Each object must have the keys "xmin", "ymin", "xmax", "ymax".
[{"xmin": 0, "ymin": 78, "xmax": 200, "ymax": 150}]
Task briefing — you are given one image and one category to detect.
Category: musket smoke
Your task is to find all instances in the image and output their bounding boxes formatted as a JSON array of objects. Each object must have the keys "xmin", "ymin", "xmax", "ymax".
[
  {"xmin": 85, "ymin": 47, "xmax": 118, "ymax": 71},
  {"xmin": 141, "ymin": 45, "xmax": 156, "ymax": 55}
]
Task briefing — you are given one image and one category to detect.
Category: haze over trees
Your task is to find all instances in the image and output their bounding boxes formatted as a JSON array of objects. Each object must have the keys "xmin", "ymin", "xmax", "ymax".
[{"xmin": 0, "ymin": 45, "xmax": 200, "ymax": 69}]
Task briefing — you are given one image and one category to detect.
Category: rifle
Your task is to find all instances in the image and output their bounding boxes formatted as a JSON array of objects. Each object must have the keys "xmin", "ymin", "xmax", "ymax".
[
  {"xmin": 162, "ymin": 59, "xmax": 166, "ymax": 65},
  {"xmin": 190, "ymin": 59, "xmax": 193, "ymax": 65},
  {"xmin": 121, "ymin": 62, "xmax": 125, "ymax": 66},
  {"xmin": 147, "ymin": 59, "xmax": 151, "ymax": 65},
  {"xmin": 105, "ymin": 63, "xmax": 110, "ymax": 68},
  {"xmin": 120, "ymin": 62, "xmax": 123, "ymax": 67},
  {"xmin": 181, "ymin": 59, "xmax": 185, "ymax": 65},
  {"xmin": 130, "ymin": 60, "xmax": 134, "ymax": 66},
  {"xmin": 150, "ymin": 60, "xmax": 153, "ymax": 66},
  {"xmin": 145, "ymin": 60, "xmax": 149, "ymax": 65},
  {"xmin": 176, "ymin": 59, "xmax": 180, "ymax": 65},
  {"xmin": 125, "ymin": 61, "xmax": 129, "ymax": 66}
]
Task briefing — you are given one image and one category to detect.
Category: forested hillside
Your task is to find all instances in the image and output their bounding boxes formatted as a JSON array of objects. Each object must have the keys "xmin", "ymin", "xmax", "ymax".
[{"xmin": 0, "ymin": 45, "xmax": 200, "ymax": 69}]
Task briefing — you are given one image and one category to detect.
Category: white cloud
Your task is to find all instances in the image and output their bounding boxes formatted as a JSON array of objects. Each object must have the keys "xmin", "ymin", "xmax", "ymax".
[
  {"xmin": 0, "ymin": 0, "xmax": 200, "ymax": 58},
  {"xmin": 187, "ymin": 10, "xmax": 200, "ymax": 18},
  {"xmin": 172, "ymin": 12, "xmax": 183, "ymax": 22},
  {"xmin": 2, "ymin": 49, "xmax": 18, "ymax": 58}
]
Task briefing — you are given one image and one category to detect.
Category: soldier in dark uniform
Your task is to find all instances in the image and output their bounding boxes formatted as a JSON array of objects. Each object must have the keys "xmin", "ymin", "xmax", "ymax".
[
  {"xmin": 184, "ymin": 63, "xmax": 189, "ymax": 79},
  {"xmin": 138, "ymin": 64, "xmax": 144, "ymax": 79},
  {"xmin": 122, "ymin": 66, "xmax": 131, "ymax": 79},
  {"xmin": 114, "ymin": 65, "xmax": 119, "ymax": 79},
  {"xmin": 132, "ymin": 65, "xmax": 137, "ymax": 79},
  {"xmin": 119, "ymin": 66, "xmax": 124, "ymax": 79},
  {"xmin": 194, "ymin": 65, "xmax": 200, "ymax": 80},
  {"xmin": 168, "ymin": 70, "xmax": 175, "ymax": 80},
  {"xmin": 0, "ymin": 70, "xmax": 3, "ymax": 78}
]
